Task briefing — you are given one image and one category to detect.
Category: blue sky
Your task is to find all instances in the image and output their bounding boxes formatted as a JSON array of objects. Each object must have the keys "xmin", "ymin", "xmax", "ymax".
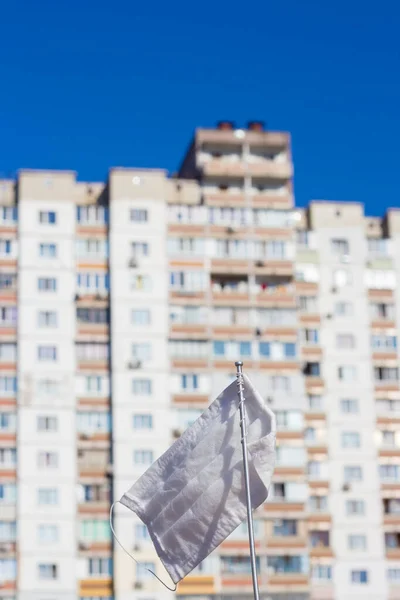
[{"xmin": 1, "ymin": 0, "xmax": 399, "ymax": 214}]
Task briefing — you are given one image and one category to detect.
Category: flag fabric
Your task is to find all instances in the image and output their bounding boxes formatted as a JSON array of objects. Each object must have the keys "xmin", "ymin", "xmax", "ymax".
[{"xmin": 120, "ymin": 374, "xmax": 276, "ymax": 584}]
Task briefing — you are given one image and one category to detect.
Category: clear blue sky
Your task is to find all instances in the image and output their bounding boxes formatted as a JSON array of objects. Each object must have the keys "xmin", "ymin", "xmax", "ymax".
[{"xmin": 1, "ymin": 0, "xmax": 399, "ymax": 215}]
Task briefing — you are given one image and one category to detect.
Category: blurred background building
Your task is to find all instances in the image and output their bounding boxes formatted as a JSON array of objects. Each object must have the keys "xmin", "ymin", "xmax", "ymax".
[{"xmin": 1, "ymin": 120, "xmax": 400, "ymax": 600}]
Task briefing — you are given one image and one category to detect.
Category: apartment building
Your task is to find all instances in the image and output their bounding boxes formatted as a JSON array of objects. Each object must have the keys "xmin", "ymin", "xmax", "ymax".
[{"xmin": 1, "ymin": 120, "xmax": 400, "ymax": 600}]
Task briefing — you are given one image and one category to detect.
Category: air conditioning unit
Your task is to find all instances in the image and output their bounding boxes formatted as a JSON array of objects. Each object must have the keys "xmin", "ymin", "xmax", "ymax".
[
  {"xmin": 342, "ymin": 483, "xmax": 351, "ymax": 492},
  {"xmin": 129, "ymin": 258, "xmax": 138, "ymax": 268},
  {"xmin": 266, "ymin": 396, "xmax": 273, "ymax": 405},
  {"xmin": 75, "ymin": 293, "xmax": 81, "ymax": 301},
  {"xmin": 128, "ymin": 360, "xmax": 142, "ymax": 370},
  {"xmin": 95, "ymin": 293, "xmax": 103, "ymax": 300},
  {"xmin": 172, "ymin": 428, "xmax": 182, "ymax": 439},
  {"xmin": 80, "ymin": 433, "xmax": 90, "ymax": 440},
  {"xmin": 325, "ymin": 313, "xmax": 333, "ymax": 319},
  {"xmin": 134, "ymin": 581, "xmax": 143, "ymax": 589},
  {"xmin": 226, "ymin": 226, "xmax": 236, "ymax": 234},
  {"xmin": 255, "ymin": 260, "xmax": 264, "ymax": 267},
  {"xmin": 331, "ymin": 286, "xmax": 337, "ymax": 293},
  {"xmin": 133, "ymin": 544, "xmax": 141, "ymax": 551},
  {"xmin": 79, "ymin": 542, "xmax": 89, "ymax": 551},
  {"xmin": 341, "ymin": 254, "xmax": 350, "ymax": 263},
  {"xmin": 255, "ymin": 328, "xmax": 262, "ymax": 337}
]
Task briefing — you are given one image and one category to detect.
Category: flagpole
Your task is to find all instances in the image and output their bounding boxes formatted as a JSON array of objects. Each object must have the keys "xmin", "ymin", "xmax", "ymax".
[{"xmin": 235, "ymin": 361, "xmax": 260, "ymax": 600}]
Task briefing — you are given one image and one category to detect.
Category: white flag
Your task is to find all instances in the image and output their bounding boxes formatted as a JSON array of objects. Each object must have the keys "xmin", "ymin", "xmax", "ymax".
[{"xmin": 120, "ymin": 374, "xmax": 276, "ymax": 584}]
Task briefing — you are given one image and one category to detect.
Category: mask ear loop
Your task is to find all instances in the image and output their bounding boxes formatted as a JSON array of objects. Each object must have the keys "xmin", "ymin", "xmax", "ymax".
[{"xmin": 109, "ymin": 500, "xmax": 177, "ymax": 592}]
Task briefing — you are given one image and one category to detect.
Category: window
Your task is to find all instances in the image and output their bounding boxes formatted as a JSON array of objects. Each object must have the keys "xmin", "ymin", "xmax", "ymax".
[
  {"xmin": 131, "ymin": 309, "xmax": 151, "ymax": 325},
  {"xmin": 0, "ymin": 343, "xmax": 16, "ymax": 362},
  {"xmin": 303, "ymin": 362, "xmax": 321, "ymax": 377},
  {"xmin": 130, "ymin": 208, "xmax": 148, "ymax": 222},
  {"xmin": 341, "ymin": 399, "xmax": 359, "ymax": 414},
  {"xmin": 375, "ymin": 367, "xmax": 399, "ymax": 382},
  {"xmin": 82, "ymin": 483, "xmax": 110, "ymax": 503},
  {"xmin": 134, "ymin": 450, "xmax": 153, "ymax": 465},
  {"xmin": 308, "ymin": 394, "xmax": 323, "ymax": 410},
  {"xmin": 37, "ymin": 452, "xmax": 58, "ymax": 468},
  {"xmin": 169, "ymin": 340, "xmax": 208, "ymax": 358},
  {"xmin": 309, "ymin": 495, "xmax": 328, "ymax": 511},
  {"xmin": 38, "ymin": 563, "xmax": 58, "ymax": 580},
  {"xmin": 0, "ymin": 377, "xmax": 17, "ymax": 394},
  {"xmin": 381, "ymin": 430, "xmax": 396, "ymax": 447},
  {"xmin": 0, "ymin": 448, "xmax": 17, "ymax": 466},
  {"xmin": 77, "ymin": 412, "xmax": 111, "ymax": 433},
  {"xmin": 132, "ymin": 379, "xmax": 152, "ymax": 395},
  {"xmin": 335, "ymin": 301, "xmax": 353, "ymax": 316},
  {"xmin": 0, "ymin": 206, "xmax": 17, "ymax": 223},
  {"xmin": 133, "ymin": 414, "xmax": 153, "ymax": 429},
  {"xmin": 297, "ymin": 296, "xmax": 317, "ymax": 312},
  {"xmin": 301, "ymin": 328, "xmax": 319, "ymax": 344},
  {"xmin": 273, "ymin": 519, "xmax": 297, "ymax": 536},
  {"xmin": 131, "ymin": 274, "xmax": 152, "ymax": 291},
  {"xmin": 0, "ymin": 306, "xmax": 17, "ymax": 326},
  {"xmin": 132, "ymin": 343, "xmax": 152, "ymax": 362},
  {"xmin": 85, "ymin": 376, "xmax": 102, "ymax": 393},
  {"xmin": 0, "ymin": 273, "xmax": 16, "ymax": 290},
  {"xmin": 367, "ymin": 237, "xmax": 387, "ymax": 255},
  {"xmin": 170, "ymin": 271, "xmax": 208, "ymax": 292},
  {"xmin": 77, "ymin": 273, "xmax": 109, "ymax": 292},
  {"xmin": 266, "ymin": 555, "xmax": 305, "ymax": 575},
  {"xmin": 76, "ymin": 238, "xmax": 109, "ymax": 258},
  {"xmin": 348, "ymin": 534, "xmax": 367, "ymax": 550},
  {"xmin": 310, "ymin": 530, "xmax": 330, "ymax": 548},
  {"xmin": 296, "ymin": 230, "xmax": 309, "ymax": 247},
  {"xmin": 0, "ymin": 521, "xmax": 16, "ymax": 542},
  {"xmin": 0, "ymin": 413, "xmax": 16, "ymax": 432},
  {"xmin": 341, "ymin": 432, "xmax": 361, "ymax": 448},
  {"xmin": 77, "ymin": 308, "xmax": 109, "ymax": 324},
  {"xmin": 344, "ymin": 466, "xmax": 363, "ymax": 482},
  {"xmin": 0, "ymin": 483, "xmax": 16, "ymax": 504},
  {"xmin": 38, "ymin": 310, "xmax": 57, "ymax": 328},
  {"xmin": 271, "ymin": 375, "xmax": 291, "ymax": 391},
  {"xmin": 351, "ymin": 570, "xmax": 368, "ymax": 584},
  {"xmin": 366, "ymin": 269, "xmax": 396, "ymax": 290},
  {"xmin": 385, "ymin": 532, "xmax": 400, "ymax": 549},
  {"xmin": 295, "ymin": 264, "xmax": 319, "ymax": 282},
  {"xmin": 39, "ymin": 210, "xmax": 56, "ymax": 224},
  {"xmin": 312, "ymin": 564, "xmax": 332, "ymax": 581},
  {"xmin": 336, "ymin": 334, "xmax": 355, "ymax": 349},
  {"xmin": 338, "ymin": 365, "xmax": 357, "ymax": 381},
  {"xmin": 135, "ymin": 523, "xmax": 150, "ymax": 540},
  {"xmin": 275, "ymin": 410, "xmax": 303, "ymax": 431},
  {"xmin": 380, "ymin": 464, "xmax": 400, "ymax": 481},
  {"xmin": 38, "ymin": 345, "xmax": 57, "ymax": 361},
  {"xmin": 346, "ymin": 499, "xmax": 365, "ymax": 515},
  {"xmin": 136, "ymin": 562, "xmax": 156, "ymax": 580},
  {"xmin": 333, "ymin": 268, "xmax": 352, "ymax": 287},
  {"xmin": 37, "ymin": 416, "xmax": 58, "ymax": 432},
  {"xmin": 80, "ymin": 519, "xmax": 111, "ymax": 542},
  {"xmin": 38, "ymin": 488, "xmax": 58, "ymax": 505},
  {"xmin": 168, "ymin": 237, "xmax": 205, "ymax": 256},
  {"xmin": 37, "ymin": 379, "xmax": 60, "ymax": 395},
  {"xmin": 37, "ymin": 524, "xmax": 58, "ymax": 543},
  {"xmin": 370, "ymin": 302, "xmax": 394, "ymax": 320},
  {"xmin": 76, "ymin": 343, "xmax": 109, "ymax": 361},
  {"xmin": 170, "ymin": 305, "xmax": 208, "ymax": 325},
  {"xmin": 38, "ymin": 277, "xmax": 57, "ymax": 292},
  {"xmin": 88, "ymin": 557, "xmax": 112, "ymax": 576},
  {"xmin": 388, "ymin": 568, "xmax": 400, "ymax": 582},
  {"xmin": 77, "ymin": 205, "xmax": 108, "ymax": 225},
  {"xmin": 212, "ymin": 340, "xmax": 252, "ymax": 358},
  {"xmin": 371, "ymin": 335, "xmax": 397, "ymax": 350},
  {"xmin": 181, "ymin": 374, "xmax": 199, "ymax": 391},
  {"xmin": 331, "ymin": 238, "xmax": 349, "ymax": 255},
  {"xmin": 39, "ymin": 243, "xmax": 57, "ymax": 258},
  {"xmin": 131, "ymin": 242, "xmax": 149, "ymax": 257},
  {"xmin": 377, "ymin": 398, "xmax": 400, "ymax": 413},
  {"xmin": 0, "ymin": 239, "xmax": 12, "ymax": 255}
]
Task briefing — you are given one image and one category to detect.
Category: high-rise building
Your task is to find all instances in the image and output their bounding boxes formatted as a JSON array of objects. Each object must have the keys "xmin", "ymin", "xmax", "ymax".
[{"xmin": 1, "ymin": 120, "xmax": 400, "ymax": 600}]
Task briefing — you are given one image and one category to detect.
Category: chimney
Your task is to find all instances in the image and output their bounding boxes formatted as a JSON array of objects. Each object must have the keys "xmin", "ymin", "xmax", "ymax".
[
  {"xmin": 216, "ymin": 120, "xmax": 235, "ymax": 131},
  {"xmin": 248, "ymin": 120, "xmax": 266, "ymax": 132}
]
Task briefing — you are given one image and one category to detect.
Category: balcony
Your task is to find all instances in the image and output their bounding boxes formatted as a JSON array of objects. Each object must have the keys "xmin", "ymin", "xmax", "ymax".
[
  {"xmin": 176, "ymin": 575, "xmax": 215, "ymax": 595},
  {"xmin": 211, "ymin": 276, "xmax": 250, "ymax": 304},
  {"xmin": 386, "ymin": 532, "xmax": 400, "ymax": 558}
]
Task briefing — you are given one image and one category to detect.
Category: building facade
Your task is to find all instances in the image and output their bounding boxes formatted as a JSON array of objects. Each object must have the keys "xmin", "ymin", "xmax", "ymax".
[{"xmin": 1, "ymin": 121, "xmax": 400, "ymax": 600}]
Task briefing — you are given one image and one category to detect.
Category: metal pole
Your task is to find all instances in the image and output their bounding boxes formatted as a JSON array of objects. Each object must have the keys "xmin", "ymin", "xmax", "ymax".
[{"xmin": 235, "ymin": 361, "xmax": 260, "ymax": 600}]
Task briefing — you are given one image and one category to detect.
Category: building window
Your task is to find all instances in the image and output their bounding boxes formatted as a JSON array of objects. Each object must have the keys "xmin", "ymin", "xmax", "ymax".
[
  {"xmin": 38, "ymin": 277, "xmax": 57, "ymax": 292},
  {"xmin": 132, "ymin": 379, "xmax": 152, "ymax": 395},
  {"xmin": 0, "ymin": 306, "xmax": 17, "ymax": 326},
  {"xmin": 0, "ymin": 239, "xmax": 12, "ymax": 255},
  {"xmin": 133, "ymin": 414, "xmax": 153, "ymax": 430},
  {"xmin": 82, "ymin": 483, "xmax": 110, "ymax": 503},
  {"xmin": 271, "ymin": 375, "xmax": 291, "ymax": 391},
  {"xmin": 346, "ymin": 499, "xmax": 365, "ymax": 515},
  {"xmin": 38, "ymin": 563, "xmax": 58, "ymax": 580},
  {"xmin": 381, "ymin": 430, "xmax": 396, "ymax": 447},
  {"xmin": 367, "ymin": 237, "xmax": 387, "ymax": 255},
  {"xmin": 336, "ymin": 334, "xmax": 355, "ymax": 349},
  {"xmin": 0, "ymin": 521, "xmax": 16, "ymax": 542},
  {"xmin": 371, "ymin": 335, "xmax": 397, "ymax": 350},
  {"xmin": 273, "ymin": 519, "xmax": 297, "ymax": 536},
  {"xmin": 333, "ymin": 269, "xmax": 352, "ymax": 287},
  {"xmin": 348, "ymin": 534, "xmax": 367, "ymax": 550},
  {"xmin": 168, "ymin": 237, "xmax": 205, "ymax": 256},
  {"xmin": 37, "ymin": 416, "xmax": 58, "ymax": 432},
  {"xmin": 341, "ymin": 432, "xmax": 361, "ymax": 448},
  {"xmin": 341, "ymin": 398, "xmax": 359, "ymax": 414},
  {"xmin": 0, "ymin": 206, "xmax": 17, "ymax": 223},
  {"xmin": 213, "ymin": 340, "xmax": 252, "ymax": 358},
  {"xmin": 135, "ymin": 523, "xmax": 150, "ymax": 540},
  {"xmin": 39, "ymin": 211, "xmax": 57, "ymax": 224},
  {"xmin": 301, "ymin": 328, "xmax": 319, "ymax": 344},
  {"xmin": 308, "ymin": 394, "xmax": 323, "ymax": 410},
  {"xmin": 38, "ymin": 345, "xmax": 57, "ymax": 362},
  {"xmin": 388, "ymin": 568, "xmax": 400, "ymax": 582},
  {"xmin": 85, "ymin": 375, "xmax": 102, "ymax": 393},
  {"xmin": 0, "ymin": 377, "xmax": 17, "ymax": 394},
  {"xmin": 80, "ymin": 519, "xmax": 111, "ymax": 542},
  {"xmin": 38, "ymin": 311, "xmax": 57, "ymax": 328},
  {"xmin": 311, "ymin": 564, "xmax": 332, "ymax": 581},
  {"xmin": 0, "ymin": 448, "xmax": 17, "ymax": 466},
  {"xmin": 309, "ymin": 495, "xmax": 328, "ymax": 512},
  {"xmin": 37, "ymin": 452, "xmax": 58, "ymax": 468},
  {"xmin": 169, "ymin": 339, "xmax": 208, "ymax": 358},
  {"xmin": 131, "ymin": 274, "xmax": 152, "ymax": 291},
  {"xmin": 385, "ymin": 532, "xmax": 400, "ymax": 549},
  {"xmin": 133, "ymin": 450, "xmax": 153, "ymax": 465},
  {"xmin": 331, "ymin": 238, "xmax": 349, "ymax": 255},
  {"xmin": 351, "ymin": 569, "xmax": 368, "ymax": 584},
  {"xmin": 377, "ymin": 398, "xmax": 400, "ymax": 413},
  {"xmin": 76, "ymin": 272, "xmax": 109, "ymax": 292},
  {"xmin": 132, "ymin": 343, "xmax": 152, "ymax": 362},
  {"xmin": 75, "ymin": 238, "xmax": 108, "ymax": 258},
  {"xmin": 136, "ymin": 562, "xmax": 156, "ymax": 580},
  {"xmin": 76, "ymin": 343, "xmax": 109, "ymax": 361},
  {"xmin": 0, "ymin": 343, "xmax": 16, "ymax": 362},
  {"xmin": 374, "ymin": 367, "xmax": 399, "ymax": 382},
  {"xmin": 88, "ymin": 557, "xmax": 112, "ymax": 576},
  {"xmin": 131, "ymin": 242, "xmax": 149, "ymax": 257},
  {"xmin": 370, "ymin": 302, "xmax": 394, "ymax": 320},
  {"xmin": 77, "ymin": 412, "xmax": 111, "ymax": 433},
  {"xmin": 37, "ymin": 379, "xmax": 60, "ymax": 395},
  {"xmin": 131, "ymin": 309, "xmax": 151, "ymax": 325},
  {"xmin": 0, "ymin": 483, "xmax": 16, "ymax": 504},
  {"xmin": 297, "ymin": 296, "xmax": 318, "ymax": 312},
  {"xmin": 76, "ymin": 205, "xmax": 108, "ymax": 225},
  {"xmin": 338, "ymin": 365, "xmax": 357, "ymax": 381},
  {"xmin": 344, "ymin": 466, "xmax": 363, "ymax": 482},
  {"xmin": 379, "ymin": 464, "xmax": 400, "ymax": 482},
  {"xmin": 37, "ymin": 524, "xmax": 58, "ymax": 543},
  {"xmin": 0, "ymin": 412, "xmax": 16, "ymax": 432},
  {"xmin": 335, "ymin": 301, "xmax": 353, "ymax": 316},
  {"xmin": 303, "ymin": 362, "xmax": 321, "ymax": 377},
  {"xmin": 181, "ymin": 374, "xmax": 199, "ymax": 391},
  {"xmin": 130, "ymin": 208, "xmax": 148, "ymax": 222},
  {"xmin": 38, "ymin": 488, "xmax": 58, "ymax": 505},
  {"xmin": 170, "ymin": 271, "xmax": 208, "ymax": 292},
  {"xmin": 77, "ymin": 308, "xmax": 109, "ymax": 324},
  {"xmin": 0, "ymin": 273, "xmax": 17, "ymax": 290},
  {"xmin": 39, "ymin": 243, "xmax": 57, "ymax": 258}
]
